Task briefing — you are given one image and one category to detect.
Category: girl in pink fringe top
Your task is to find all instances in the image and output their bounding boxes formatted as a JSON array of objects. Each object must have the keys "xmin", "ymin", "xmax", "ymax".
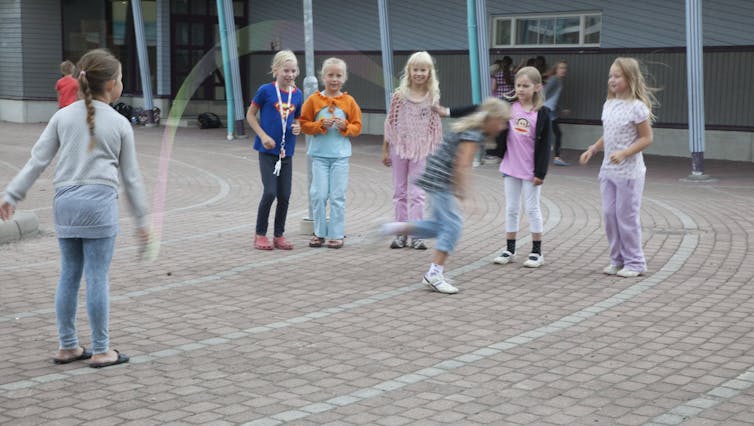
[{"xmin": 382, "ymin": 51, "xmax": 443, "ymax": 250}]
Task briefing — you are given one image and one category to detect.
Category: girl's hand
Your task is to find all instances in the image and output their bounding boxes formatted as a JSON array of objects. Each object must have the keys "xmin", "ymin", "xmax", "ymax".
[
  {"xmin": 382, "ymin": 150, "xmax": 391, "ymax": 167},
  {"xmin": 0, "ymin": 202, "xmax": 15, "ymax": 221},
  {"xmin": 459, "ymin": 191, "xmax": 476, "ymax": 215},
  {"xmin": 137, "ymin": 227, "xmax": 150, "ymax": 244},
  {"xmin": 454, "ymin": 186, "xmax": 467, "ymax": 200},
  {"xmin": 609, "ymin": 149, "xmax": 627, "ymax": 164},
  {"xmin": 291, "ymin": 121, "xmax": 301, "ymax": 135},
  {"xmin": 579, "ymin": 149, "xmax": 593, "ymax": 165},
  {"xmin": 261, "ymin": 135, "xmax": 276, "ymax": 149},
  {"xmin": 322, "ymin": 118, "xmax": 333, "ymax": 128},
  {"xmin": 431, "ymin": 104, "xmax": 450, "ymax": 117},
  {"xmin": 533, "ymin": 177, "xmax": 544, "ymax": 186},
  {"xmin": 334, "ymin": 118, "xmax": 346, "ymax": 130}
]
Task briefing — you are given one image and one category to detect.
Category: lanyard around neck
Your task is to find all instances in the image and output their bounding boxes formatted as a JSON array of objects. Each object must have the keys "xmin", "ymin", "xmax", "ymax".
[
  {"xmin": 274, "ymin": 81, "xmax": 293, "ymax": 140},
  {"xmin": 272, "ymin": 81, "xmax": 293, "ymax": 176}
]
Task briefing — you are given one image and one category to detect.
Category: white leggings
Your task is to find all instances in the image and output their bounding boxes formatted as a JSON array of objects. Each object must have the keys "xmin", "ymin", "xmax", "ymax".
[{"xmin": 504, "ymin": 176, "xmax": 543, "ymax": 234}]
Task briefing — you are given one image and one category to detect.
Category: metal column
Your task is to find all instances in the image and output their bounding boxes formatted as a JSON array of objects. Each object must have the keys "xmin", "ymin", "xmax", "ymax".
[
  {"xmin": 215, "ymin": 0, "xmax": 235, "ymax": 139},
  {"xmin": 466, "ymin": 0, "xmax": 481, "ymax": 104},
  {"xmin": 377, "ymin": 0, "xmax": 395, "ymax": 110},
  {"xmin": 131, "ymin": 0, "xmax": 156, "ymax": 126},
  {"xmin": 475, "ymin": 0, "xmax": 490, "ymax": 99},
  {"xmin": 301, "ymin": 0, "xmax": 318, "ymax": 230},
  {"xmin": 223, "ymin": 0, "xmax": 246, "ymax": 136},
  {"xmin": 685, "ymin": 0, "xmax": 707, "ymax": 178},
  {"xmin": 302, "ymin": 0, "xmax": 318, "ymax": 104}
]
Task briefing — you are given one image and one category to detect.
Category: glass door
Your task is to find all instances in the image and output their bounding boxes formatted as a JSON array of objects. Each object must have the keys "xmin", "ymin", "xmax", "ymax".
[{"xmin": 170, "ymin": 0, "xmax": 248, "ymax": 101}]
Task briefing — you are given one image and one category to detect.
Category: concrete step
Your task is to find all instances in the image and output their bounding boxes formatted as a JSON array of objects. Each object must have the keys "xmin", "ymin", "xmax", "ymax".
[{"xmin": 0, "ymin": 211, "xmax": 39, "ymax": 244}]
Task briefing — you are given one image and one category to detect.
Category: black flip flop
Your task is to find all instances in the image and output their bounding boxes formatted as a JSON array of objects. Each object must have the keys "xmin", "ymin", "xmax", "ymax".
[
  {"xmin": 89, "ymin": 350, "xmax": 130, "ymax": 369},
  {"xmin": 52, "ymin": 347, "xmax": 93, "ymax": 364}
]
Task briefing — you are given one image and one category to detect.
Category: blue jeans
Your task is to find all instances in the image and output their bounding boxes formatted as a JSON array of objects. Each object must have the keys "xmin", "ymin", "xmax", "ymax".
[
  {"xmin": 310, "ymin": 156, "xmax": 349, "ymax": 239},
  {"xmin": 410, "ymin": 191, "xmax": 463, "ymax": 253},
  {"xmin": 56, "ymin": 236, "xmax": 116, "ymax": 354}
]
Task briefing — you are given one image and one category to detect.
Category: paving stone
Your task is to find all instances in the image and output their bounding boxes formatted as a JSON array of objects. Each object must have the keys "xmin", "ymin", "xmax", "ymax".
[{"xmin": 1, "ymin": 124, "xmax": 753, "ymax": 425}]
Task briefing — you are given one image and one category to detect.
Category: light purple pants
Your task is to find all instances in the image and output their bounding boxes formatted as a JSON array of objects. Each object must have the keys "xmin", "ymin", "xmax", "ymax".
[
  {"xmin": 599, "ymin": 174, "xmax": 646, "ymax": 272},
  {"xmin": 390, "ymin": 148, "xmax": 426, "ymax": 222}
]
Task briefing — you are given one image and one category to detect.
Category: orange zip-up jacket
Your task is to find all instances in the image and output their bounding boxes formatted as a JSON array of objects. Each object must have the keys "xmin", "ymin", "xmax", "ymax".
[{"xmin": 299, "ymin": 91, "xmax": 362, "ymax": 137}]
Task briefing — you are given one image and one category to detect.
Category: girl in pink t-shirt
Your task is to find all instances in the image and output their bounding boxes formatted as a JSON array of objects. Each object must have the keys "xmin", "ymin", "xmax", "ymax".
[
  {"xmin": 382, "ymin": 51, "xmax": 443, "ymax": 250},
  {"xmin": 493, "ymin": 66, "xmax": 551, "ymax": 269},
  {"xmin": 579, "ymin": 57, "xmax": 656, "ymax": 278}
]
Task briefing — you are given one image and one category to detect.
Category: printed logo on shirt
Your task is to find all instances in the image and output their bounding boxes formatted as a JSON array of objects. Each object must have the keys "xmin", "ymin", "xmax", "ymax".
[
  {"xmin": 513, "ymin": 117, "xmax": 531, "ymax": 135},
  {"xmin": 275, "ymin": 102, "xmax": 296, "ymax": 120}
]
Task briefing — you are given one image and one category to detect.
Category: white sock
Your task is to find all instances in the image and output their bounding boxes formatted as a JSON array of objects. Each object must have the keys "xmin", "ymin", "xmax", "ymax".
[
  {"xmin": 381, "ymin": 222, "xmax": 406, "ymax": 235},
  {"xmin": 427, "ymin": 263, "xmax": 444, "ymax": 277}
]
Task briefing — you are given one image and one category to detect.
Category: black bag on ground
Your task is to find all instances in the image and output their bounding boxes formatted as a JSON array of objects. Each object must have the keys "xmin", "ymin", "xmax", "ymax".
[
  {"xmin": 198, "ymin": 112, "xmax": 222, "ymax": 129},
  {"xmin": 113, "ymin": 102, "xmax": 133, "ymax": 120}
]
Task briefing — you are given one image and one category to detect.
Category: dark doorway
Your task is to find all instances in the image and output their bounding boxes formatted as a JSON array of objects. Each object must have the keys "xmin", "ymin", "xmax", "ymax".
[{"xmin": 170, "ymin": 0, "xmax": 248, "ymax": 101}]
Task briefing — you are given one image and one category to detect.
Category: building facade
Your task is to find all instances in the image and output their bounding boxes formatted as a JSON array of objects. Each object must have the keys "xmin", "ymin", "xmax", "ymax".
[{"xmin": 1, "ymin": 0, "xmax": 752, "ymax": 160}]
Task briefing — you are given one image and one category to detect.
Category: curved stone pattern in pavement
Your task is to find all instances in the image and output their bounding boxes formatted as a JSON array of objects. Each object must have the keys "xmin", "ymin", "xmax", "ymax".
[{"xmin": 0, "ymin": 123, "xmax": 753, "ymax": 425}]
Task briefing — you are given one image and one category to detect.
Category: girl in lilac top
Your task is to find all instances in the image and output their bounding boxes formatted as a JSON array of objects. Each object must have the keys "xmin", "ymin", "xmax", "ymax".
[
  {"xmin": 382, "ymin": 51, "xmax": 443, "ymax": 250},
  {"xmin": 493, "ymin": 66, "xmax": 551, "ymax": 269},
  {"xmin": 580, "ymin": 57, "xmax": 656, "ymax": 278}
]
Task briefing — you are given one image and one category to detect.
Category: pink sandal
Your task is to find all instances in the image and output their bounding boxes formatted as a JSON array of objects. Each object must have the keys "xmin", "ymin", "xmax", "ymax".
[
  {"xmin": 254, "ymin": 235, "xmax": 273, "ymax": 250},
  {"xmin": 273, "ymin": 236, "xmax": 294, "ymax": 250},
  {"xmin": 326, "ymin": 239, "xmax": 344, "ymax": 249}
]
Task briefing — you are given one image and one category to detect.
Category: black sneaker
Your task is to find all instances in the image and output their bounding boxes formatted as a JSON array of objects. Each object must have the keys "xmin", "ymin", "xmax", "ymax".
[
  {"xmin": 410, "ymin": 238, "xmax": 428, "ymax": 250},
  {"xmin": 390, "ymin": 235, "xmax": 407, "ymax": 249}
]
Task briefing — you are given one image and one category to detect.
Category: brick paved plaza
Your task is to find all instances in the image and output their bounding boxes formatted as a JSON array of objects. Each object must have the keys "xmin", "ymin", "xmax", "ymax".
[{"xmin": 1, "ymin": 121, "xmax": 753, "ymax": 425}]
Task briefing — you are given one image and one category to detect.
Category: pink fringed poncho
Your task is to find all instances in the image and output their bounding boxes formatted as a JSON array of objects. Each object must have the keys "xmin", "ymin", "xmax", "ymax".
[{"xmin": 383, "ymin": 92, "xmax": 443, "ymax": 161}]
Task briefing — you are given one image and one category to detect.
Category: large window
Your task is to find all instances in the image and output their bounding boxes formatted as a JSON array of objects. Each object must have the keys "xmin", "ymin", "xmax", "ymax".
[
  {"xmin": 170, "ymin": 0, "xmax": 248, "ymax": 100},
  {"xmin": 62, "ymin": 0, "xmax": 157, "ymax": 95},
  {"xmin": 492, "ymin": 13, "xmax": 601, "ymax": 48}
]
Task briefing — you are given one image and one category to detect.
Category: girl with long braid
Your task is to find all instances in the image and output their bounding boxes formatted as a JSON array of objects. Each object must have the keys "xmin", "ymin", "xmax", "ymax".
[{"xmin": 0, "ymin": 49, "xmax": 149, "ymax": 368}]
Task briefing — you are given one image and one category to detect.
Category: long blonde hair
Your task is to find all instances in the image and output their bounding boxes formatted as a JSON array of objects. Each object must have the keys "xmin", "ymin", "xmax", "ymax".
[
  {"xmin": 509, "ymin": 66, "xmax": 546, "ymax": 111},
  {"xmin": 76, "ymin": 49, "xmax": 121, "ymax": 151},
  {"xmin": 608, "ymin": 57, "xmax": 658, "ymax": 122},
  {"xmin": 396, "ymin": 51, "xmax": 440, "ymax": 104},
  {"xmin": 451, "ymin": 97, "xmax": 511, "ymax": 134}
]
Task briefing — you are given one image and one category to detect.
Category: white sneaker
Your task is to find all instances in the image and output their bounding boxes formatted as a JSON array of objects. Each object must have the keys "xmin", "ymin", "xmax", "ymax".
[
  {"xmin": 472, "ymin": 160, "xmax": 481, "ymax": 168},
  {"xmin": 603, "ymin": 264, "xmax": 622, "ymax": 275},
  {"xmin": 616, "ymin": 268, "xmax": 642, "ymax": 278},
  {"xmin": 523, "ymin": 253, "xmax": 544, "ymax": 268},
  {"xmin": 493, "ymin": 250, "xmax": 515, "ymax": 265},
  {"xmin": 422, "ymin": 274, "xmax": 459, "ymax": 294}
]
